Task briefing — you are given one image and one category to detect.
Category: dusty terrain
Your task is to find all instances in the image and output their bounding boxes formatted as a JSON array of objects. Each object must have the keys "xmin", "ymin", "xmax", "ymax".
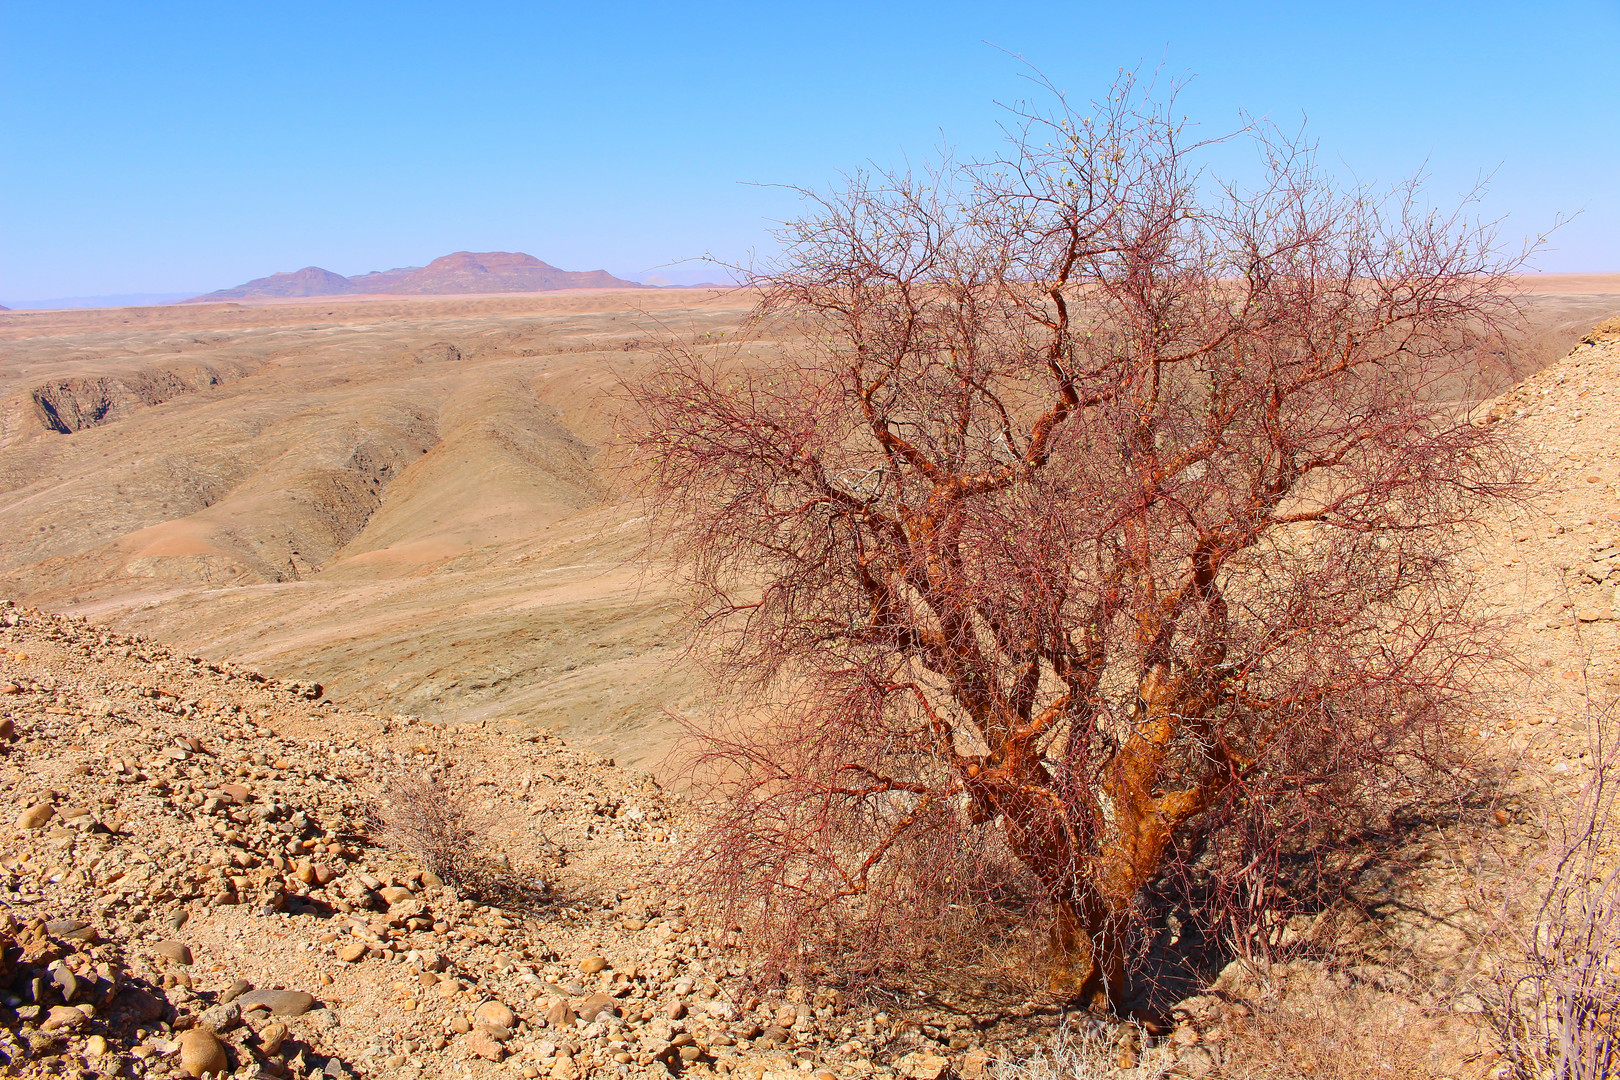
[
  {"xmin": 0, "ymin": 286, "xmax": 1618, "ymax": 1078},
  {"xmin": 0, "ymin": 291, "xmax": 767, "ymax": 776},
  {"xmin": 1, "ymin": 283, "xmax": 1616, "ymax": 777}
]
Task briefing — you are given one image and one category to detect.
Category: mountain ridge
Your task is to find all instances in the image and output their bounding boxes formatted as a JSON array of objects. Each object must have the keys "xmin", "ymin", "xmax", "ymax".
[{"xmin": 184, "ymin": 251, "xmax": 642, "ymax": 303}]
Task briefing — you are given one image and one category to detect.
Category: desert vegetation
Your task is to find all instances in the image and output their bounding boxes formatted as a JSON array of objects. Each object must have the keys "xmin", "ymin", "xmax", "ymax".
[
  {"xmin": 631, "ymin": 75, "xmax": 1537, "ymax": 1014},
  {"xmin": 1482, "ymin": 691, "xmax": 1620, "ymax": 1080}
]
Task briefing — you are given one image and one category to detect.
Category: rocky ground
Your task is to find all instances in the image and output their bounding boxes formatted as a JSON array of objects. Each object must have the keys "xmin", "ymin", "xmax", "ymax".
[{"xmin": 0, "ymin": 604, "xmax": 1168, "ymax": 1080}]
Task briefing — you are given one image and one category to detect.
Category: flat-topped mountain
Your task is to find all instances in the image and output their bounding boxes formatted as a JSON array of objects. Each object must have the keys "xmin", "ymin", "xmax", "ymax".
[
  {"xmin": 367, "ymin": 251, "xmax": 638, "ymax": 294},
  {"xmin": 184, "ymin": 251, "xmax": 640, "ymax": 303}
]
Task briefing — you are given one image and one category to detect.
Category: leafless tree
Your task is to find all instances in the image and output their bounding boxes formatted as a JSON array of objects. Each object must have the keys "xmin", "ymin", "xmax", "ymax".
[{"xmin": 630, "ymin": 74, "xmax": 1530, "ymax": 1011}]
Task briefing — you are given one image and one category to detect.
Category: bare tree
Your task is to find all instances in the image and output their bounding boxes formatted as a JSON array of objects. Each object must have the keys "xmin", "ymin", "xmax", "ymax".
[{"xmin": 630, "ymin": 75, "xmax": 1529, "ymax": 1011}]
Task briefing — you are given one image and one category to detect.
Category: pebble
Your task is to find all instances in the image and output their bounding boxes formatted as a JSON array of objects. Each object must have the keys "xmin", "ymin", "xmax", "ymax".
[
  {"xmin": 338, "ymin": 941, "xmax": 368, "ymax": 963},
  {"xmin": 467, "ymin": 1029, "xmax": 505, "ymax": 1060},
  {"xmin": 474, "ymin": 1000, "xmax": 517, "ymax": 1029},
  {"xmin": 576, "ymin": 991, "xmax": 617, "ymax": 1022},
  {"xmin": 42, "ymin": 1004, "xmax": 87, "ymax": 1031},
  {"xmin": 17, "ymin": 803, "xmax": 53, "ymax": 829},
  {"xmin": 178, "ymin": 1027, "xmax": 229, "ymax": 1078},
  {"xmin": 237, "ymin": 988, "xmax": 317, "ymax": 1015},
  {"xmin": 578, "ymin": 956, "xmax": 607, "ymax": 974},
  {"xmin": 259, "ymin": 1021, "xmax": 289, "ymax": 1056},
  {"xmin": 200, "ymin": 1001, "xmax": 242, "ymax": 1031},
  {"xmin": 154, "ymin": 940, "xmax": 194, "ymax": 965}
]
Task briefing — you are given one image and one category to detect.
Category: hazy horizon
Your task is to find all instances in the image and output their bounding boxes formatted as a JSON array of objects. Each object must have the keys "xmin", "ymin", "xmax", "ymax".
[{"xmin": 4, "ymin": 1, "xmax": 1617, "ymax": 303}]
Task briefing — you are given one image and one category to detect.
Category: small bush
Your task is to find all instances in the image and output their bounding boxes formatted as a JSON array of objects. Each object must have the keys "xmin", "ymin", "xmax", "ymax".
[
  {"xmin": 1485, "ymin": 696, "xmax": 1620, "ymax": 1080},
  {"xmin": 992, "ymin": 1020, "xmax": 1173, "ymax": 1080},
  {"xmin": 368, "ymin": 771, "xmax": 499, "ymax": 893}
]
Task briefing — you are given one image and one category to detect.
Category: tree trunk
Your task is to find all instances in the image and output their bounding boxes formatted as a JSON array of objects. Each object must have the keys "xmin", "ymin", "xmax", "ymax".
[{"xmin": 1047, "ymin": 893, "xmax": 1129, "ymax": 1012}]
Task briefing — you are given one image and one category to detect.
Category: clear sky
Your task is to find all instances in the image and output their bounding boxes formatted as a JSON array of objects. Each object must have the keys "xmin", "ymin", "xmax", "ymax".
[{"xmin": 3, "ymin": 1, "xmax": 1616, "ymax": 302}]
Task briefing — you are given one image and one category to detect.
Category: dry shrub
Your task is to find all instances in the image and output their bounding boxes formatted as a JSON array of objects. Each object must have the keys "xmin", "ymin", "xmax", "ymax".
[
  {"xmin": 1483, "ymin": 695, "xmax": 1620, "ymax": 1080},
  {"xmin": 368, "ymin": 770, "xmax": 501, "ymax": 894},
  {"xmin": 635, "ymin": 67, "xmax": 1528, "ymax": 1009},
  {"xmin": 993, "ymin": 1020, "xmax": 1174, "ymax": 1080},
  {"xmin": 1214, "ymin": 988, "xmax": 1493, "ymax": 1080}
]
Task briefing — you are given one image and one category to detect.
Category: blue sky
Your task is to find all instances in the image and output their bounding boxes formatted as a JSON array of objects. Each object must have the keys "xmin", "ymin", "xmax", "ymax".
[{"xmin": 3, "ymin": 1, "xmax": 1616, "ymax": 302}]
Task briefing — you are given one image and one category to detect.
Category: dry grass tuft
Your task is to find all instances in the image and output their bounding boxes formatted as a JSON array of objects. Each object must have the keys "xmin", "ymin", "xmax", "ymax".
[
  {"xmin": 368, "ymin": 771, "xmax": 501, "ymax": 893},
  {"xmin": 992, "ymin": 1021, "xmax": 1174, "ymax": 1080},
  {"xmin": 1481, "ymin": 696, "xmax": 1620, "ymax": 1080}
]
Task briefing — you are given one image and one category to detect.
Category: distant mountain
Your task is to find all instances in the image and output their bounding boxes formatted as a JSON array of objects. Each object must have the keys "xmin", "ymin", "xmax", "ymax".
[
  {"xmin": 185, "ymin": 252, "xmax": 641, "ymax": 303},
  {"xmin": 348, "ymin": 266, "xmax": 422, "ymax": 291},
  {"xmin": 366, "ymin": 251, "xmax": 638, "ymax": 294},
  {"xmin": 1, "ymin": 293, "xmax": 200, "ymax": 310},
  {"xmin": 185, "ymin": 267, "xmax": 359, "ymax": 303}
]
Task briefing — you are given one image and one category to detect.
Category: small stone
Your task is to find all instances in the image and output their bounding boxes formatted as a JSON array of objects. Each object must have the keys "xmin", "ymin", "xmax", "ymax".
[
  {"xmin": 664, "ymin": 1001, "xmax": 686, "ymax": 1020},
  {"xmin": 49, "ymin": 963, "xmax": 79, "ymax": 1002},
  {"xmin": 544, "ymin": 999, "xmax": 575, "ymax": 1028},
  {"xmin": 42, "ymin": 1004, "xmax": 88, "ymax": 1031},
  {"xmin": 218, "ymin": 783, "xmax": 251, "ymax": 804},
  {"xmin": 1176, "ymin": 1046, "xmax": 1218, "ymax": 1078},
  {"xmin": 896, "ymin": 1051, "xmax": 948, "ymax": 1080},
  {"xmin": 475, "ymin": 1000, "xmax": 517, "ymax": 1029},
  {"xmin": 17, "ymin": 803, "xmax": 53, "ymax": 829},
  {"xmin": 85, "ymin": 1033, "xmax": 109, "ymax": 1058},
  {"xmin": 259, "ymin": 1021, "xmax": 289, "ymax": 1056},
  {"xmin": 237, "ymin": 989, "xmax": 316, "ymax": 1016},
  {"xmin": 220, "ymin": 978, "xmax": 252, "ymax": 1003},
  {"xmin": 178, "ymin": 1027, "xmax": 229, "ymax": 1077},
  {"xmin": 378, "ymin": 885, "xmax": 414, "ymax": 904},
  {"xmin": 155, "ymin": 940, "xmax": 194, "ymax": 965},
  {"xmin": 118, "ymin": 986, "xmax": 168, "ymax": 1023},
  {"xmin": 338, "ymin": 942, "xmax": 367, "ymax": 963},
  {"xmin": 578, "ymin": 956, "xmax": 607, "ymax": 974},
  {"xmin": 467, "ymin": 1029, "xmax": 505, "ymax": 1060},
  {"xmin": 576, "ymin": 992, "xmax": 618, "ymax": 1022},
  {"xmin": 200, "ymin": 1001, "xmax": 242, "ymax": 1032},
  {"xmin": 958, "ymin": 1049, "xmax": 994, "ymax": 1079}
]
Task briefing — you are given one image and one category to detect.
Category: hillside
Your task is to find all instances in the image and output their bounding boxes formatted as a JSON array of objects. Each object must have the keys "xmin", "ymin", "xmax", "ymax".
[
  {"xmin": 184, "ymin": 254, "xmax": 641, "ymax": 304},
  {"xmin": 190, "ymin": 268, "xmax": 359, "ymax": 303},
  {"xmin": 0, "ymin": 294, "xmax": 1618, "ymax": 1077},
  {"xmin": 0, "ymin": 288, "xmax": 1615, "ymax": 779},
  {"xmin": 0, "ymin": 604, "xmax": 1065, "ymax": 1079},
  {"xmin": 0, "ymin": 292, "xmax": 742, "ymax": 774}
]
